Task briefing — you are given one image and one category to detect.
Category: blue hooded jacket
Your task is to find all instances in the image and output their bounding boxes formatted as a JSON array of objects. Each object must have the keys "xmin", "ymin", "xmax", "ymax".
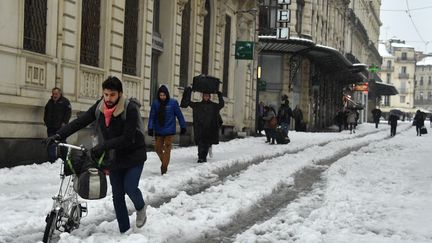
[{"xmin": 148, "ymin": 85, "xmax": 186, "ymax": 136}]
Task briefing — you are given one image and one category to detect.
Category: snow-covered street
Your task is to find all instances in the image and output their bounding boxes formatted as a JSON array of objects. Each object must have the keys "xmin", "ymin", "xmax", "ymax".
[{"xmin": 1, "ymin": 122, "xmax": 432, "ymax": 243}]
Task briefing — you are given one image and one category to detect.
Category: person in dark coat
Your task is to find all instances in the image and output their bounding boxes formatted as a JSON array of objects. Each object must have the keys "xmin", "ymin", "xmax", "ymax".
[
  {"xmin": 148, "ymin": 85, "xmax": 186, "ymax": 174},
  {"xmin": 371, "ymin": 108, "xmax": 382, "ymax": 128},
  {"xmin": 43, "ymin": 76, "xmax": 147, "ymax": 233},
  {"xmin": 182, "ymin": 87, "xmax": 224, "ymax": 163},
  {"xmin": 413, "ymin": 110, "xmax": 425, "ymax": 136},
  {"xmin": 263, "ymin": 106, "xmax": 277, "ymax": 144},
  {"xmin": 388, "ymin": 112, "xmax": 399, "ymax": 137},
  {"xmin": 277, "ymin": 98, "xmax": 293, "ymax": 135},
  {"xmin": 334, "ymin": 108, "xmax": 344, "ymax": 132},
  {"xmin": 292, "ymin": 105, "xmax": 303, "ymax": 131},
  {"xmin": 44, "ymin": 87, "xmax": 71, "ymax": 162}
]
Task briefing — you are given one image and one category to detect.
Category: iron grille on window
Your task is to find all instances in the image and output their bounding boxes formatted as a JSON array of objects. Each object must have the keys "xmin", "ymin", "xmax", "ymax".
[
  {"xmin": 23, "ymin": 0, "xmax": 47, "ymax": 54},
  {"xmin": 123, "ymin": 0, "xmax": 139, "ymax": 75},
  {"xmin": 202, "ymin": 0, "xmax": 211, "ymax": 75},
  {"xmin": 222, "ymin": 15, "xmax": 231, "ymax": 96},
  {"xmin": 80, "ymin": 0, "xmax": 101, "ymax": 67},
  {"xmin": 179, "ymin": 0, "xmax": 191, "ymax": 87}
]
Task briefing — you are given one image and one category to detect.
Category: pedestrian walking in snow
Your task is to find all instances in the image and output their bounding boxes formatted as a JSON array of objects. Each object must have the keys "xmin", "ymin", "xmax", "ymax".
[
  {"xmin": 43, "ymin": 76, "xmax": 148, "ymax": 233},
  {"xmin": 148, "ymin": 85, "xmax": 186, "ymax": 174},
  {"xmin": 347, "ymin": 108, "xmax": 357, "ymax": 134},
  {"xmin": 44, "ymin": 87, "xmax": 71, "ymax": 162},
  {"xmin": 181, "ymin": 86, "xmax": 224, "ymax": 163},
  {"xmin": 277, "ymin": 95, "xmax": 293, "ymax": 135},
  {"xmin": 371, "ymin": 108, "xmax": 382, "ymax": 128},
  {"xmin": 263, "ymin": 106, "xmax": 277, "ymax": 144},
  {"xmin": 388, "ymin": 112, "xmax": 399, "ymax": 137},
  {"xmin": 413, "ymin": 110, "xmax": 425, "ymax": 136}
]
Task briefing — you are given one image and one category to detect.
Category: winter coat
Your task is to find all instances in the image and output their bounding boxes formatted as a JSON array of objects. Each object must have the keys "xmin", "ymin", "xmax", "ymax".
[
  {"xmin": 57, "ymin": 95, "xmax": 147, "ymax": 170},
  {"xmin": 263, "ymin": 110, "xmax": 276, "ymax": 129},
  {"xmin": 148, "ymin": 86, "xmax": 186, "ymax": 136},
  {"xmin": 347, "ymin": 110, "xmax": 357, "ymax": 124},
  {"xmin": 413, "ymin": 112, "xmax": 425, "ymax": 127},
  {"xmin": 181, "ymin": 87, "xmax": 224, "ymax": 145},
  {"xmin": 372, "ymin": 108, "xmax": 382, "ymax": 122},
  {"xmin": 277, "ymin": 104, "xmax": 293, "ymax": 124},
  {"xmin": 292, "ymin": 107, "xmax": 303, "ymax": 122},
  {"xmin": 44, "ymin": 96, "xmax": 71, "ymax": 132},
  {"xmin": 388, "ymin": 114, "xmax": 399, "ymax": 126}
]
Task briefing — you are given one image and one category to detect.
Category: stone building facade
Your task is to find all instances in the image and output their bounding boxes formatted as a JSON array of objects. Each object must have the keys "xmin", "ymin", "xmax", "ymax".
[
  {"xmin": 414, "ymin": 56, "xmax": 432, "ymax": 111},
  {"xmin": 0, "ymin": 0, "xmax": 258, "ymax": 166},
  {"xmin": 258, "ymin": 0, "xmax": 382, "ymax": 130}
]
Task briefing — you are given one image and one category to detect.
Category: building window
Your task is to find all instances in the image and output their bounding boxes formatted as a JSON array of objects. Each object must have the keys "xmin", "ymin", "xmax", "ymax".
[
  {"xmin": 419, "ymin": 92, "xmax": 424, "ymax": 100},
  {"xmin": 386, "ymin": 73, "xmax": 391, "ymax": 84},
  {"xmin": 295, "ymin": 0, "xmax": 304, "ymax": 35},
  {"xmin": 400, "ymin": 80, "xmax": 406, "ymax": 93},
  {"xmin": 123, "ymin": 0, "xmax": 139, "ymax": 75},
  {"xmin": 386, "ymin": 60, "xmax": 391, "ymax": 68},
  {"xmin": 401, "ymin": 52, "xmax": 407, "ymax": 60},
  {"xmin": 153, "ymin": 0, "xmax": 160, "ymax": 33},
  {"xmin": 150, "ymin": 50, "xmax": 160, "ymax": 104},
  {"xmin": 222, "ymin": 15, "xmax": 231, "ymax": 96},
  {"xmin": 420, "ymin": 77, "xmax": 424, "ymax": 86},
  {"xmin": 400, "ymin": 96, "xmax": 405, "ymax": 103},
  {"xmin": 429, "ymin": 92, "xmax": 432, "ymax": 100},
  {"xmin": 258, "ymin": 0, "xmax": 278, "ymax": 35},
  {"xmin": 179, "ymin": 0, "xmax": 191, "ymax": 87},
  {"xmin": 80, "ymin": 0, "xmax": 101, "ymax": 67},
  {"xmin": 401, "ymin": 66, "xmax": 406, "ymax": 74},
  {"xmin": 202, "ymin": 0, "xmax": 211, "ymax": 75},
  {"xmin": 429, "ymin": 76, "xmax": 431, "ymax": 85},
  {"xmin": 23, "ymin": 0, "xmax": 47, "ymax": 54}
]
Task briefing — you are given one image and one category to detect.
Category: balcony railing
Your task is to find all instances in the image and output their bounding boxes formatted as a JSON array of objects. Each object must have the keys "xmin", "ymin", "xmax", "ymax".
[
  {"xmin": 399, "ymin": 73, "xmax": 409, "ymax": 79},
  {"xmin": 381, "ymin": 66, "xmax": 394, "ymax": 72},
  {"xmin": 397, "ymin": 57, "xmax": 416, "ymax": 62}
]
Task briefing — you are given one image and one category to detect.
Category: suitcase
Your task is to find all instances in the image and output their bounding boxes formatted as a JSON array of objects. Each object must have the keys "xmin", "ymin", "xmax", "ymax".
[
  {"xmin": 420, "ymin": 126, "xmax": 428, "ymax": 134},
  {"xmin": 192, "ymin": 74, "xmax": 221, "ymax": 94},
  {"xmin": 274, "ymin": 126, "xmax": 290, "ymax": 144}
]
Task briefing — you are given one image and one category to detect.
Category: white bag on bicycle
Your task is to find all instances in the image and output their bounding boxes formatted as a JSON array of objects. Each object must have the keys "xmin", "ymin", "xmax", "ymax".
[{"xmin": 74, "ymin": 168, "xmax": 107, "ymax": 200}]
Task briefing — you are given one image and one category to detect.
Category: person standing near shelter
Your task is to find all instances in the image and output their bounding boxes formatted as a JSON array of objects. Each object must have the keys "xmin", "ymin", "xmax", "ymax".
[
  {"xmin": 277, "ymin": 95, "xmax": 293, "ymax": 135},
  {"xmin": 148, "ymin": 85, "xmax": 186, "ymax": 174},
  {"xmin": 43, "ymin": 76, "xmax": 148, "ymax": 233},
  {"xmin": 181, "ymin": 87, "xmax": 224, "ymax": 163},
  {"xmin": 371, "ymin": 108, "xmax": 382, "ymax": 128},
  {"xmin": 388, "ymin": 111, "xmax": 399, "ymax": 137},
  {"xmin": 44, "ymin": 87, "xmax": 71, "ymax": 162},
  {"xmin": 413, "ymin": 110, "xmax": 425, "ymax": 136},
  {"xmin": 263, "ymin": 105, "xmax": 277, "ymax": 144},
  {"xmin": 292, "ymin": 105, "xmax": 303, "ymax": 131},
  {"xmin": 347, "ymin": 108, "xmax": 357, "ymax": 134}
]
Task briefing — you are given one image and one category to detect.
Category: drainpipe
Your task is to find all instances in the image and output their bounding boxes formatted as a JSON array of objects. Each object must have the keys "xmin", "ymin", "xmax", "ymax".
[{"xmin": 55, "ymin": 0, "xmax": 64, "ymax": 88}]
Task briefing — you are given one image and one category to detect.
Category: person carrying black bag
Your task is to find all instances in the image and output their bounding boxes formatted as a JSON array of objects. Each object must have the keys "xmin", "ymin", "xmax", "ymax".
[
  {"xmin": 43, "ymin": 76, "xmax": 147, "ymax": 233},
  {"xmin": 181, "ymin": 86, "xmax": 224, "ymax": 162}
]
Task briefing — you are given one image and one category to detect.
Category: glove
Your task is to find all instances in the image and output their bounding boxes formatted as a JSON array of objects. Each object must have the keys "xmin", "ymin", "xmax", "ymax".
[
  {"xmin": 180, "ymin": 127, "xmax": 187, "ymax": 135},
  {"xmin": 91, "ymin": 144, "xmax": 105, "ymax": 162},
  {"xmin": 42, "ymin": 134, "xmax": 61, "ymax": 146},
  {"xmin": 148, "ymin": 129, "xmax": 154, "ymax": 136}
]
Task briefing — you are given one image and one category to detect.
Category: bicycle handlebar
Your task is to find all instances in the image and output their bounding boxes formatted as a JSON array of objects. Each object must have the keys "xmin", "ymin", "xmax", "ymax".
[{"xmin": 57, "ymin": 143, "xmax": 87, "ymax": 151}]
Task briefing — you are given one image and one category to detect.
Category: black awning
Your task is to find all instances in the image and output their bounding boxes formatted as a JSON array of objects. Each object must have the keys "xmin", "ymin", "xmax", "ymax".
[
  {"xmin": 375, "ymin": 82, "xmax": 398, "ymax": 96},
  {"xmin": 259, "ymin": 37, "xmax": 315, "ymax": 53},
  {"xmin": 305, "ymin": 45, "xmax": 352, "ymax": 72}
]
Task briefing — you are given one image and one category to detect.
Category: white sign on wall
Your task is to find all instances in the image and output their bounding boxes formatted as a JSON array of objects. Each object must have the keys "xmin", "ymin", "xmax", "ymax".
[
  {"xmin": 278, "ymin": 10, "xmax": 290, "ymax": 22},
  {"xmin": 278, "ymin": 0, "xmax": 291, "ymax": 4},
  {"xmin": 277, "ymin": 27, "xmax": 290, "ymax": 39}
]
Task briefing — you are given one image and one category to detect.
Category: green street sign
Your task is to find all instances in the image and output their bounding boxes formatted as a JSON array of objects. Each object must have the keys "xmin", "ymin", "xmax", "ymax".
[
  {"xmin": 368, "ymin": 64, "xmax": 380, "ymax": 73},
  {"xmin": 235, "ymin": 41, "xmax": 254, "ymax": 60},
  {"xmin": 258, "ymin": 79, "xmax": 267, "ymax": 91}
]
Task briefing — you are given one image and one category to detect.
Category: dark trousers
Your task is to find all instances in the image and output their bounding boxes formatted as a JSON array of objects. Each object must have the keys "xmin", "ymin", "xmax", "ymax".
[
  {"xmin": 375, "ymin": 122, "xmax": 379, "ymax": 128},
  {"xmin": 416, "ymin": 125, "xmax": 422, "ymax": 136},
  {"xmin": 390, "ymin": 124, "xmax": 397, "ymax": 136},
  {"xmin": 198, "ymin": 142, "xmax": 211, "ymax": 160},
  {"xmin": 264, "ymin": 128, "xmax": 275, "ymax": 143},
  {"xmin": 47, "ymin": 129, "xmax": 66, "ymax": 162},
  {"xmin": 109, "ymin": 164, "xmax": 145, "ymax": 233}
]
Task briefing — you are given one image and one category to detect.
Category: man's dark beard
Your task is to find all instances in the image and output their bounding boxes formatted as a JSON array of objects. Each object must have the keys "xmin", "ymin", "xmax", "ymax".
[{"xmin": 104, "ymin": 97, "xmax": 120, "ymax": 108}]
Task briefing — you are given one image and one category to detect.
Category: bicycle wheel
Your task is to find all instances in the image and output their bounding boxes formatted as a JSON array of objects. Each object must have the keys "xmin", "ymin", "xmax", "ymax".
[
  {"xmin": 43, "ymin": 211, "xmax": 58, "ymax": 243},
  {"xmin": 65, "ymin": 204, "xmax": 82, "ymax": 232}
]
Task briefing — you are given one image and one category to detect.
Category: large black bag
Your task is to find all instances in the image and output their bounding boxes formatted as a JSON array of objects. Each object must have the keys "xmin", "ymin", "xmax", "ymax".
[
  {"xmin": 192, "ymin": 74, "xmax": 221, "ymax": 94},
  {"xmin": 73, "ymin": 168, "xmax": 107, "ymax": 200},
  {"xmin": 420, "ymin": 126, "xmax": 428, "ymax": 135},
  {"xmin": 64, "ymin": 150, "xmax": 91, "ymax": 176},
  {"xmin": 274, "ymin": 126, "xmax": 290, "ymax": 144}
]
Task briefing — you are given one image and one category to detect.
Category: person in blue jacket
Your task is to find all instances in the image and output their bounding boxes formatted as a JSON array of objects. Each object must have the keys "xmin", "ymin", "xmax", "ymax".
[{"xmin": 148, "ymin": 85, "xmax": 186, "ymax": 174}]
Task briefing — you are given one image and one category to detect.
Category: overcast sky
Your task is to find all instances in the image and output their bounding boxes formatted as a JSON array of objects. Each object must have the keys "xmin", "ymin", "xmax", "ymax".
[{"xmin": 379, "ymin": 0, "xmax": 432, "ymax": 53}]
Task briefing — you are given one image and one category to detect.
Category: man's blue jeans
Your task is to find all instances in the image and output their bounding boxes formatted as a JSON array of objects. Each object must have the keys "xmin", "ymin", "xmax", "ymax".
[
  {"xmin": 109, "ymin": 163, "xmax": 145, "ymax": 232},
  {"xmin": 280, "ymin": 122, "xmax": 289, "ymax": 135}
]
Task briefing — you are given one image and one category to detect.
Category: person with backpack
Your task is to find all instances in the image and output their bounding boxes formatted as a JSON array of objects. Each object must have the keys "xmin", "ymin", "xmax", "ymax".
[
  {"xmin": 277, "ymin": 96, "xmax": 293, "ymax": 135},
  {"xmin": 148, "ymin": 85, "xmax": 186, "ymax": 175},
  {"xmin": 371, "ymin": 108, "xmax": 382, "ymax": 128},
  {"xmin": 181, "ymin": 87, "xmax": 224, "ymax": 163},
  {"xmin": 43, "ymin": 76, "xmax": 147, "ymax": 233},
  {"xmin": 413, "ymin": 110, "xmax": 425, "ymax": 136}
]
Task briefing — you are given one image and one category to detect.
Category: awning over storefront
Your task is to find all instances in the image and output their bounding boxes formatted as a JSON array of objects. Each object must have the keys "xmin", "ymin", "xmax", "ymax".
[
  {"xmin": 259, "ymin": 37, "xmax": 367, "ymax": 84},
  {"xmin": 375, "ymin": 82, "xmax": 399, "ymax": 96}
]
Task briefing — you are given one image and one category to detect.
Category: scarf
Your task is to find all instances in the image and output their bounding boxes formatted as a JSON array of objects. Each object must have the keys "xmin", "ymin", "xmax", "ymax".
[{"xmin": 103, "ymin": 102, "xmax": 117, "ymax": 127}]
